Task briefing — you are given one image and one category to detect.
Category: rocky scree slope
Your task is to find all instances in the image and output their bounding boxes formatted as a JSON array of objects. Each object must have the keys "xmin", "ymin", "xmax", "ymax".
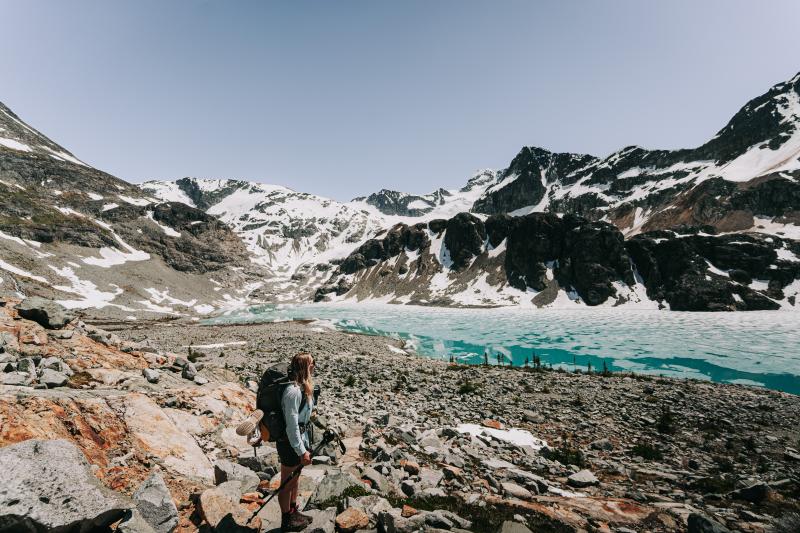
[
  {"xmin": 0, "ymin": 103, "xmax": 257, "ymax": 317},
  {"xmin": 120, "ymin": 317, "xmax": 800, "ymax": 533},
  {"xmin": 317, "ymin": 212, "xmax": 800, "ymax": 311}
]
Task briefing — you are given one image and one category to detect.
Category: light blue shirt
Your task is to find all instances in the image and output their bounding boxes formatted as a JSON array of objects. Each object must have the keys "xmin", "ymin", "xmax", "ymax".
[{"xmin": 281, "ymin": 384, "xmax": 313, "ymax": 456}]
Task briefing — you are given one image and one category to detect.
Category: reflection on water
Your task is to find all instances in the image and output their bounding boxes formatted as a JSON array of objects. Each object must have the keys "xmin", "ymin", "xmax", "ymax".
[{"xmin": 207, "ymin": 304, "xmax": 800, "ymax": 394}]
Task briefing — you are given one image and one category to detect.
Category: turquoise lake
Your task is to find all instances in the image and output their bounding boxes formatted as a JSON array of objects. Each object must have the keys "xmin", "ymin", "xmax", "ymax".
[{"xmin": 209, "ymin": 304, "xmax": 800, "ymax": 395}]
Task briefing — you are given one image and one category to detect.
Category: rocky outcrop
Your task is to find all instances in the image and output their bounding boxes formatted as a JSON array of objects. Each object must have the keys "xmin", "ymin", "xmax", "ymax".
[
  {"xmin": 329, "ymin": 210, "xmax": 799, "ymax": 310},
  {"xmin": 443, "ymin": 213, "xmax": 487, "ymax": 270},
  {"xmin": 16, "ymin": 297, "xmax": 73, "ymax": 329},
  {"xmin": 625, "ymin": 231, "xmax": 791, "ymax": 311},
  {"xmin": 0, "ymin": 439, "xmax": 132, "ymax": 532}
]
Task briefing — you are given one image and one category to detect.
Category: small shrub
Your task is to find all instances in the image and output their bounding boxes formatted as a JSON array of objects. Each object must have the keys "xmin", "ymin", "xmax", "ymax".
[
  {"xmin": 458, "ymin": 380, "xmax": 479, "ymax": 395},
  {"xmin": 692, "ymin": 474, "xmax": 735, "ymax": 494},
  {"xmin": 657, "ymin": 408, "xmax": 676, "ymax": 434},
  {"xmin": 632, "ymin": 441, "xmax": 663, "ymax": 460},
  {"xmin": 344, "ymin": 374, "xmax": 356, "ymax": 387},
  {"xmin": 187, "ymin": 347, "xmax": 201, "ymax": 363},
  {"xmin": 317, "ymin": 483, "xmax": 370, "ymax": 510},
  {"xmin": 546, "ymin": 441, "xmax": 585, "ymax": 467}
]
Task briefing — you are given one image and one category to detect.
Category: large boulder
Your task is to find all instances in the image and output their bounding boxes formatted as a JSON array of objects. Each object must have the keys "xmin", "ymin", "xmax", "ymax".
[
  {"xmin": 199, "ymin": 480, "xmax": 260, "ymax": 532},
  {"xmin": 214, "ymin": 460, "xmax": 260, "ymax": 493},
  {"xmin": 306, "ymin": 472, "xmax": 364, "ymax": 509},
  {"xmin": 687, "ymin": 513, "xmax": 732, "ymax": 533},
  {"xmin": 133, "ymin": 470, "xmax": 179, "ymax": 533},
  {"xmin": 16, "ymin": 297, "xmax": 74, "ymax": 329},
  {"xmin": 0, "ymin": 439, "xmax": 131, "ymax": 532}
]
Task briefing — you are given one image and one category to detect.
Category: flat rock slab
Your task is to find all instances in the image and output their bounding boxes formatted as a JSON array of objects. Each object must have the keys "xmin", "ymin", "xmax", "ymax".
[
  {"xmin": 123, "ymin": 392, "xmax": 214, "ymax": 481},
  {"xmin": 0, "ymin": 439, "xmax": 131, "ymax": 532}
]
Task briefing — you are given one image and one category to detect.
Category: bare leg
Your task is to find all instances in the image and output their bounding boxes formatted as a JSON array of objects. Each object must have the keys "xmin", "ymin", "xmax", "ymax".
[
  {"xmin": 289, "ymin": 474, "xmax": 299, "ymax": 509},
  {"xmin": 279, "ymin": 464, "xmax": 299, "ymax": 513}
]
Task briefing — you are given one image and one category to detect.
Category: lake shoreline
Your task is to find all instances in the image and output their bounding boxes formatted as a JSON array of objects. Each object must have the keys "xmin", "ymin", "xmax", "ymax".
[{"xmin": 111, "ymin": 317, "xmax": 800, "ymax": 531}]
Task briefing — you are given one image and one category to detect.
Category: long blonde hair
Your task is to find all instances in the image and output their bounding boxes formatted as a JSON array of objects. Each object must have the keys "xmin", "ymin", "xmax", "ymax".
[{"xmin": 290, "ymin": 352, "xmax": 314, "ymax": 401}]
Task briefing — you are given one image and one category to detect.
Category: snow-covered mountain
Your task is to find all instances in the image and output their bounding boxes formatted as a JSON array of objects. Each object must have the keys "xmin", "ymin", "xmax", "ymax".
[
  {"xmin": 143, "ymin": 71, "xmax": 800, "ymax": 310},
  {"xmin": 0, "ymin": 103, "xmax": 258, "ymax": 318},
  {"xmin": 4, "ymin": 70, "xmax": 800, "ymax": 314},
  {"xmin": 362, "ymin": 73, "xmax": 800, "ymax": 239}
]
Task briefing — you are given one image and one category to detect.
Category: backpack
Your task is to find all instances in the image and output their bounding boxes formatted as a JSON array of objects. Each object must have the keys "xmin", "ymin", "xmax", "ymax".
[{"xmin": 255, "ymin": 362, "xmax": 307, "ymax": 442}]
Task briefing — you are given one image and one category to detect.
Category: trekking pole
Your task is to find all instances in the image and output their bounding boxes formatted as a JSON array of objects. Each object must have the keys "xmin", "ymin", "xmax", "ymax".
[{"xmin": 247, "ymin": 428, "xmax": 346, "ymax": 524}]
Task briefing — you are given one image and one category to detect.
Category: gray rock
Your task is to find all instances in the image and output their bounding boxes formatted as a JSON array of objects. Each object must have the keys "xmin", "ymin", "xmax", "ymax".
[
  {"xmin": 17, "ymin": 357, "xmax": 36, "ymax": 375},
  {"xmin": 17, "ymin": 297, "xmax": 74, "ymax": 329},
  {"xmin": 590, "ymin": 438, "xmax": 613, "ymax": 451},
  {"xmin": 424, "ymin": 511, "xmax": 454, "ymax": 530},
  {"xmin": 193, "ymin": 375, "xmax": 209, "ymax": 385},
  {"xmin": 133, "ymin": 470, "xmax": 179, "ymax": 533},
  {"xmin": 39, "ymin": 356, "xmax": 64, "ymax": 371},
  {"xmin": 500, "ymin": 521, "xmax": 533, "ymax": 533},
  {"xmin": 308, "ymin": 472, "xmax": 364, "ymax": 508},
  {"xmin": 301, "ymin": 506, "xmax": 337, "ymax": 533},
  {"xmin": 567, "ymin": 469, "xmax": 599, "ymax": 488},
  {"xmin": 117, "ymin": 508, "xmax": 158, "ymax": 533},
  {"xmin": 39, "ymin": 368, "xmax": 68, "ymax": 388},
  {"xmin": 729, "ymin": 482, "xmax": 770, "ymax": 503},
  {"xmin": 522, "ymin": 410, "xmax": 544, "ymax": 424},
  {"xmin": 501, "ymin": 481, "xmax": 532, "ymax": 499},
  {"xmin": 418, "ymin": 468, "xmax": 443, "ymax": 488},
  {"xmin": 400, "ymin": 479, "xmax": 416, "ymax": 496},
  {"xmin": 214, "ymin": 460, "xmax": 260, "ymax": 493},
  {"xmin": 181, "ymin": 362, "xmax": 197, "ymax": 380},
  {"xmin": 688, "ymin": 513, "xmax": 732, "ymax": 533},
  {"xmin": 0, "ymin": 372, "xmax": 31, "ymax": 386},
  {"xmin": 143, "ymin": 368, "xmax": 161, "ymax": 384},
  {"xmin": 347, "ymin": 495, "xmax": 393, "ymax": 523},
  {"xmin": 361, "ymin": 466, "xmax": 388, "ymax": 493},
  {"xmin": 0, "ymin": 439, "xmax": 131, "ymax": 532}
]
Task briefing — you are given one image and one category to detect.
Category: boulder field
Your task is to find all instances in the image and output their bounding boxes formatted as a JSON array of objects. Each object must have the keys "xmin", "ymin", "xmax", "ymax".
[{"xmin": 1, "ymin": 298, "xmax": 799, "ymax": 532}]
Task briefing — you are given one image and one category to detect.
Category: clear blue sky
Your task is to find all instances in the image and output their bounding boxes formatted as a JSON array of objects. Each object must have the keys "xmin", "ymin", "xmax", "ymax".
[{"xmin": 2, "ymin": 0, "xmax": 799, "ymax": 201}]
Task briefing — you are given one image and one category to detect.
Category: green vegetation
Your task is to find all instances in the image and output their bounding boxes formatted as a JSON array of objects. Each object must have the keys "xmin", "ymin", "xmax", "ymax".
[
  {"xmin": 657, "ymin": 407, "xmax": 676, "ymax": 434},
  {"xmin": 545, "ymin": 438, "xmax": 585, "ymax": 467},
  {"xmin": 316, "ymin": 483, "xmax": 371, "ymax": 511},
  {"xmin": 344, "ymin": 374, "xmax": 356, "ymax": 387},
  {"xmin": 631, "ymin": 441, "xmax": 663, "ymax": 460},
  {"xmin": 458, "ymin": 380, "xmax": 479, "ymax": 395}
]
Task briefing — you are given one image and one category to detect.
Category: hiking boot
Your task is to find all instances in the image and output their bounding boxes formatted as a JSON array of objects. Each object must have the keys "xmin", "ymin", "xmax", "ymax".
[
  {"xmin": 291, "ymin": 503, "xmax": 313, "ymax": 527},
  {"xmin": 235, "ymin": 409, "xmax": 263, "ymax": 436},
  {"xmin": 280, "ymin": 510, "xmax": 310, "ymax": 532}
]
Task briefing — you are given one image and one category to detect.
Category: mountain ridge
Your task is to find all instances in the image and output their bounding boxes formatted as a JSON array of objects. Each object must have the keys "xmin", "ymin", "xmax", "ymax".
[{"xmin": 3, "ymin": 70, "xmax": 800, "ymax": 313}]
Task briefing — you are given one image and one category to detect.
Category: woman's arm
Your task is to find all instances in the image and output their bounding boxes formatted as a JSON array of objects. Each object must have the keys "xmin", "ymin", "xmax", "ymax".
[{"xmin": 282, "ymin": 385, "xmax": 307, "ymax": 457}]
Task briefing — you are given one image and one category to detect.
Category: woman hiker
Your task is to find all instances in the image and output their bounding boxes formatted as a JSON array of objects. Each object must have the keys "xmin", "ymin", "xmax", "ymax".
[{"xmin": 277, "ymin": 352, "xmax": 316, "ymax": 531}]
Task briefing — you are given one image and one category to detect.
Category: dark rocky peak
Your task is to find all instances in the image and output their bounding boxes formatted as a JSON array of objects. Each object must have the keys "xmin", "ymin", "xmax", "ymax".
[
  {"xmin": 173, "ymin": 177, "xmax": 255, "ymax": 210},
  {"xmin": 443, "ymin": 213, "xmax": 486, "ymax": 270},
  {"xmin": 354, "ymin": 188, "xmax": 436, "ymax": 216},
  {"xmin": 459, "ymin": 169, "xmax": 498, "ymax": 192},
  {"xmin": 472, "ymin": 147, "xmax": 600, "ymax": 214},
  {"xmin": 692, "ymin": 71, "xmax": 800, "ymax": 164}
]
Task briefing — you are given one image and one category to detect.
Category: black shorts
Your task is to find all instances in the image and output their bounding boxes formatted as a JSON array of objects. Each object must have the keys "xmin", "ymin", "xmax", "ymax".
[{"xmin": 276, "ymin": 440, "xmax": 301, "ymax": 467}]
